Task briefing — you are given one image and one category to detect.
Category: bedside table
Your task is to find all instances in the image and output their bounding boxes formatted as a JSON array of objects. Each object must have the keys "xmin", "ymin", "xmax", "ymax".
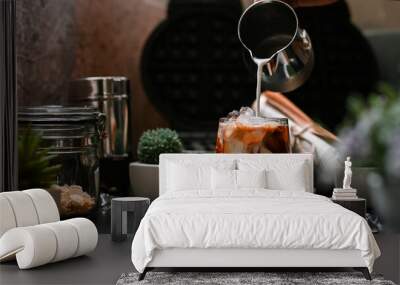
[
  {"xmin": 111, "ymin": 197, "xmax": 150, "ymax": 242},
  {"xmin": 331, "ymin": 198, "xmax": 366, "ymax": 217}
]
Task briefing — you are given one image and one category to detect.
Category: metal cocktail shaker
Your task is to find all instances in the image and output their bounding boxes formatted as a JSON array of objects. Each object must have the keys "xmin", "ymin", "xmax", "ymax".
[{"xmin": 69, "ymin": 77, "xmax": 131, "ymax": 196}]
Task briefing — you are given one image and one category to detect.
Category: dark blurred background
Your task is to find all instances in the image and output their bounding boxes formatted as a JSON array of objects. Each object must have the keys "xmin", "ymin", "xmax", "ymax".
[{"xmin": 16, "ymin": 0, "xmax": 400, "ymax": 154}]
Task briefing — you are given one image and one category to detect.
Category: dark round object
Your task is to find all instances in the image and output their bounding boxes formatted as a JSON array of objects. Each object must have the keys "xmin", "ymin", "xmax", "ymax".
[
  {"xmin": 287, "ymin": 0, "xmax": 379, "ymax": 131},
  {"xmin": 141, "ymin": 1, "xmax": 255, "ymax": 131}
]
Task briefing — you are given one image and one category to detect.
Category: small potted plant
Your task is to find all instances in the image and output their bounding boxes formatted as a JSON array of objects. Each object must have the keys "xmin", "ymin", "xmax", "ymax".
[
  {"xmin": 18, "ymin": 128, "xmax": 61, "ymax": 189},
  {"xmin": 129, "ymin": 128, "xmax": 183, "ymax": 200}
]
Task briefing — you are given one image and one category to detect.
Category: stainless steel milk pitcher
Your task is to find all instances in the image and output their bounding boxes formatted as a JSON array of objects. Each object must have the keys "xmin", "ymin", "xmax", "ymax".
[{"xmin": 238, "ymin": 0, "xmax": 314, "ymax": 93}]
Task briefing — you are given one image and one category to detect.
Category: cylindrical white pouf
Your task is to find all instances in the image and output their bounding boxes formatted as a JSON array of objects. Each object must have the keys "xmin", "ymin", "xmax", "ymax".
[
  {"xmin": 1, "ymin": 192, "xmax": 39, "ymax": 227},
  {"xmin": 65, "ymin": 218, "xmax": 98, "ymax": 257},
  {"xmin": 0, "ymin": 218, "xmax": 98, "ymax": 269},
  {"xmin": 42, "ymin": 222, "xmax": 79, "ymax": 262},
  {"xmin": 24, "ymin": 189, "xmax": 60, "ymax": 224},
  {"xmin": 0, "ymin": 196, "xmax": 17, "ymax": 237},
  {"xmin": 0, "ymin": 226, "xmax": 57, "ymax": 269}
]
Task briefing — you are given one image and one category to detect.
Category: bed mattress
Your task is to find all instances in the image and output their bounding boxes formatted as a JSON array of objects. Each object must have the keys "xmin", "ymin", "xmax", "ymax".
[{"xmin": 131, "ymin": 190, "xmax": 380, "ymax": 273}]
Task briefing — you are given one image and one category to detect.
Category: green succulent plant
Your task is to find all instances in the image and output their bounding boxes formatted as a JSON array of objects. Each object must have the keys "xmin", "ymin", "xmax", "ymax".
[
  {"xmin": 137, "ymin": 128, "xmax": 183, "ymax": 164},
  {"xmin": 18, "ymin": 128, "xmax": 61, "ymax": 189}
]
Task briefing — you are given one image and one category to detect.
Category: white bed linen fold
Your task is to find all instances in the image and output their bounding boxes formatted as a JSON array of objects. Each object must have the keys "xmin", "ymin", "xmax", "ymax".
[{"xmin": 131, "ymin": 190, "xmax": 380, "ymax": 273}]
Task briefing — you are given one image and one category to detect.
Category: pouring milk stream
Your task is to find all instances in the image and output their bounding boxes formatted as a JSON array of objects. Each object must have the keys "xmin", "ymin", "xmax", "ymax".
[{"xmin": 238, "ymin": 0, "xmax": 314, "ymax": 116}]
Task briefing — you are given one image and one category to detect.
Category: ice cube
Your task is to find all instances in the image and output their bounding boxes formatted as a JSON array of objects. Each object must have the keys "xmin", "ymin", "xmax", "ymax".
[
  {"xmin": 223, "ymin": 122, "xmax": 236, "ymax": 139},
  {"xmin": 239, "ymin": 106, "xmax": 255, "ymax": 117},
  {"xmin": 219, "ymin": 117, "xmax": 228, "ymax": 124},
  {"xmin": 237, "ymin": 114, "xmax": 266, "ymax": 125},
  {"xmin": 227, "ymin": 110, "xmax": 240, "ymax": 121},
  {"xmin": 225, "ymin": 139, "xmax": 247, "ymax": 153}
]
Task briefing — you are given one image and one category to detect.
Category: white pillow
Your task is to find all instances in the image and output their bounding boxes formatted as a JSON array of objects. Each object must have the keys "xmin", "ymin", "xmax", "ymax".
[
  {"xmin": 211, "ymin": 168, "xmax": 236, "ymax": 190},
  {"xmin": 236, "ymin": 169, "xmax": 267, "ymax": 189},
  {"xmin": 167, "ymin": 162, "xmax": 211, "ymax": 191},
  {"xmin": 211, "ymin": 169, "xmax": 267, "ymax": 191},
  {"xmin": 267, "ymin": 161, "xmax": 308, "ymax": 191},
  {"xmin": 166, "ymin": 159, "xmax": 236, "ymax": 192},
  {"xmin": 238, "ymin": 159, "xmax": 309, "ymax": 192}
]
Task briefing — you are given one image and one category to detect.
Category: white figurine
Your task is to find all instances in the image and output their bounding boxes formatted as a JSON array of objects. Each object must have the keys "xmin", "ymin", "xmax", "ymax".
[{"xmin": 343, "ymin": 156, "xmax": 352, "ymax": 189}]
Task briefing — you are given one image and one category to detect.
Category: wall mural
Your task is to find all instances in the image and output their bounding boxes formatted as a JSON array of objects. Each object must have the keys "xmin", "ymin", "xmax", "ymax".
[
  {"xmin": 15, "ymin": 0, "xmax": 167, "ymax": 151},
  {"xmin": 16, "ymin": 0, "xmax": 76, "ymax": 106}
]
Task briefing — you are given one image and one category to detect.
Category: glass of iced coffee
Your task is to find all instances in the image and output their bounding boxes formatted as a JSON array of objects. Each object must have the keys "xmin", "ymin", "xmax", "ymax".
[{"xmin": 216, "ymin": 107, "xmax": 290, "ymax": 153}]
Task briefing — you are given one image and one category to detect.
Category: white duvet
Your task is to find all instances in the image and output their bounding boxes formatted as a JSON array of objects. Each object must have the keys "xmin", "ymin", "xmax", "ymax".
[{"xmin": 131, "ymin": 190, "xmax": 380, "ymax": 273}]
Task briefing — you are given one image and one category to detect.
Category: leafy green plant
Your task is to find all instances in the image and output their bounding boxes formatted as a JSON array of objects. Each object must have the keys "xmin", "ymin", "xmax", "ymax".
[
  {"xmin": 337, "ymin": 83, "xmax": 400, "ymax": 230},
  {"xmin": 18, "ymin": 128, "xmax": 61, "ymax": 189},
  {"xmin": 338, "ymin": 83, "xmax": 400, "ymax": 175},
  {"xmin": 137, "ymin": 128, "xmax": 183, "ymax": 164}
]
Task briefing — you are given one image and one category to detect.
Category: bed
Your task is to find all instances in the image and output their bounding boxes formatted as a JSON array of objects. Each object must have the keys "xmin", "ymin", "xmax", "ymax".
[{"xmin": 131, "ymin": 154, "xmax": 380, "ymax": 280}]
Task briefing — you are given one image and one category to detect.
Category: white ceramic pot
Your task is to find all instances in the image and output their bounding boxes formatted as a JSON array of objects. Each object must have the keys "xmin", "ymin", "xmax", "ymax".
[{"xmin": 129, "ymin": 162, "xmax": 159, "ymax": 201}]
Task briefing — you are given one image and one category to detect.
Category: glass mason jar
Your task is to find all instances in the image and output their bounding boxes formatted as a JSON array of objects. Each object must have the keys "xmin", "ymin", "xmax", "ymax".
[
  {"xmin": 216, "ymin": 116, "xmax": 290, "ymax": 153},
  {"xmin": 18, "ymin": 106, "xmax": 105, "ymax": 218}
]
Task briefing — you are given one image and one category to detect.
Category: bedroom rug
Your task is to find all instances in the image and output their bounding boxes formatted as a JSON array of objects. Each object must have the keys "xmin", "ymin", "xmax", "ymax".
[{"xmin": 116, "ymin": 272, "xmax": 396, "ymax": 285}]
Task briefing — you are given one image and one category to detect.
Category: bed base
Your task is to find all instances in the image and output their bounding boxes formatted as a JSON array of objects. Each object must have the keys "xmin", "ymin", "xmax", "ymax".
[
  {"xmin": 138, "ymin": 248, "xmax": 372, "ymax": 281},
  {"xmin": 138, "ymin": 267, "xmax": 371, "ymax": 281},
  {"xmin": 354, "ymin": 267, "xmax": 372, "ymax": 280}
]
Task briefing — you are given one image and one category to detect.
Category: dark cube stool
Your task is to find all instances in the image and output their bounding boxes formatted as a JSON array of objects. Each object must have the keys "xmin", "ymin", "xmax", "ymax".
[{"xmin": 111, "ymin": 197, "xmax": 150, "ymax": 242}]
